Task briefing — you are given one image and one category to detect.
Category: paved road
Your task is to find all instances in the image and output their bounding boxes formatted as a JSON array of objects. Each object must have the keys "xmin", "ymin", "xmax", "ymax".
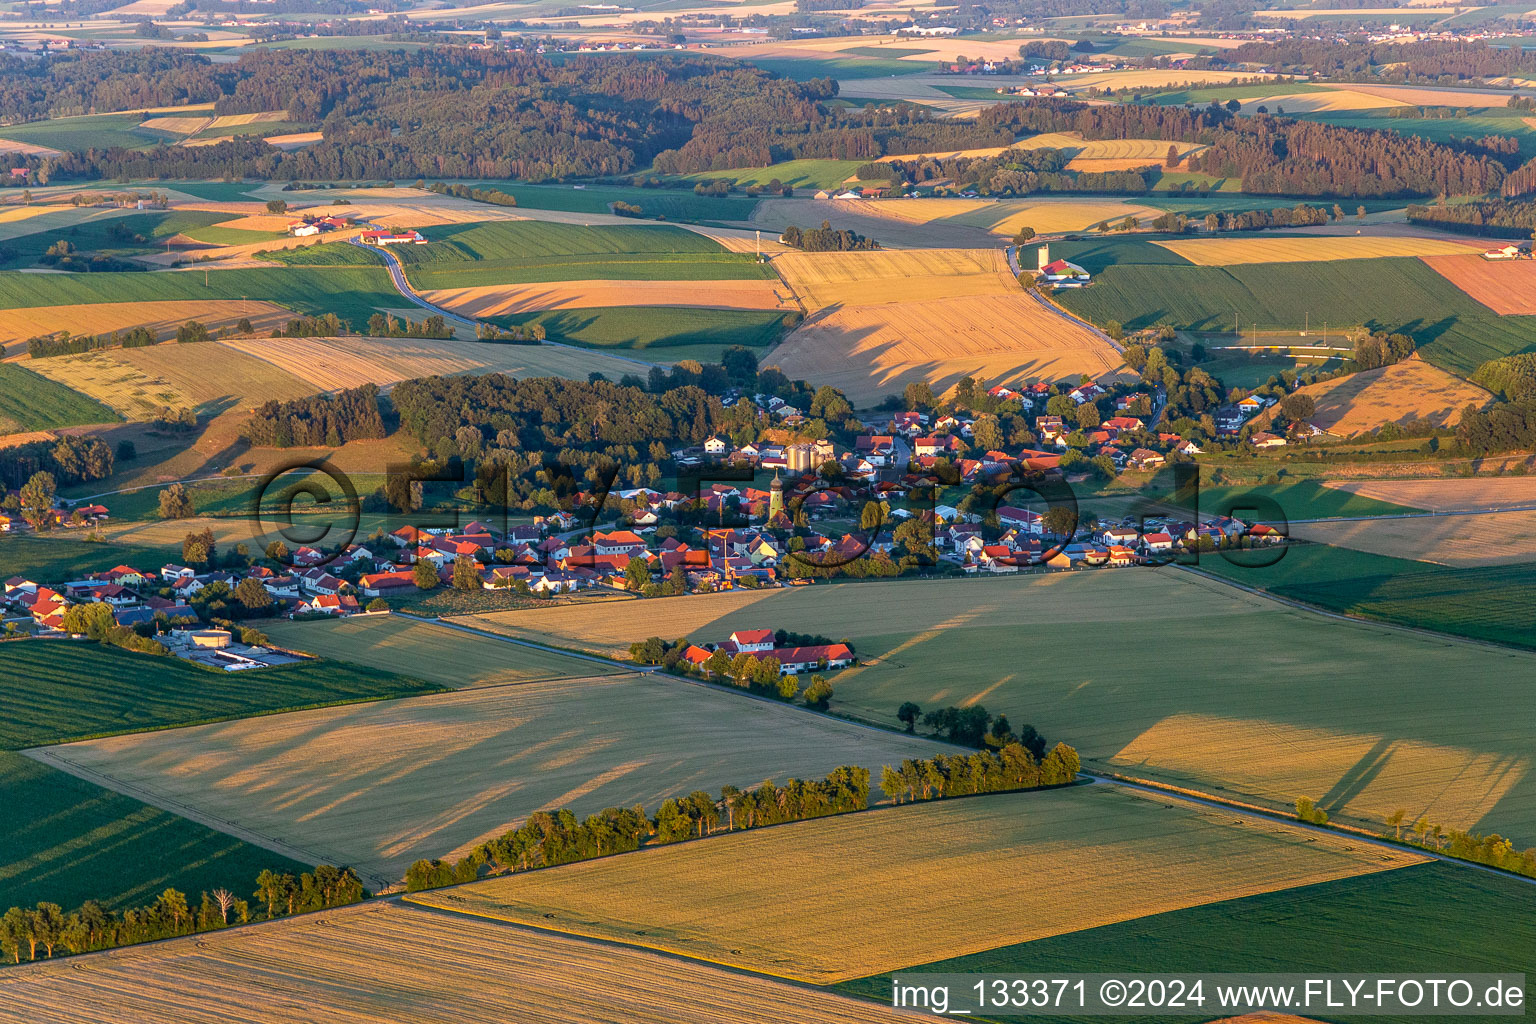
[{"xmin": 1005, "ymin": 244, "xmax": 1124, "ymax": 354}]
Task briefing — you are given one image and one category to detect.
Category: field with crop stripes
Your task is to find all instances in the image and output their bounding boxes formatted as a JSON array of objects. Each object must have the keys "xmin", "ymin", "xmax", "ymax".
[
  {"xmin": 0, "ymin": 363, "xmax": 117, "ymax": 431},
  {"xmin": 1057, "ymin": 257, "xmax": 1536, "ymax": 376}
]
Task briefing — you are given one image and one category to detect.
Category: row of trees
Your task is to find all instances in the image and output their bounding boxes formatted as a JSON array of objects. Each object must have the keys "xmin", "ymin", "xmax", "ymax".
[
  {"xmin": 243, "ymin": 383, "xmax": 386, "ymax": 448},
  {"xmin": 406, "ymin": 767, "xmax": 873, "ymax": 891},
  {"xmin": 780, "ymin": 221, "xmax": 880, "ymax": 251},
  {"xmin": 26, "ymin": 325, "xmax": 157, "ymax": 359},
  {"xmin": 0, "ymin": 865, "xmax": 363, "ymax": 966},
  {"xmin": 1406, "ymin": 198, "xmax": 1536, "ymax": 236},
  {"xmin": 881, "ymin": 742, "xmax": 1081, "ymax": 804},
  {"xmin": 366, "ymin": 312, "xmax": 452, "ymax": 339},
  {"xmin": 273, "ymin": 312, "xmax": 350, "ymax": 338}
]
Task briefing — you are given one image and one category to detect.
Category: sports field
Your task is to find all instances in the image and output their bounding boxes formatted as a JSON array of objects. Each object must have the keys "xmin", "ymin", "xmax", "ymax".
[
  {"xmin": 36, "ymin": 674, "xmax": 949, "ymax": 884},
  {"xmin": 0, "ymin": 363, "xmax": 117, "ymax": 432},
  {"xmin": 1276, "ymin": 356, "xmax": 1493, "ymax": 436},
  {"xmin": 260, "ymin": 616, "xmax": 617, "ymax": 689},
  {"xmin": 410, "ymin": 785, "xmax": 1421, "ymax": 984},
  {"xmin": 0, "ymin": 901, "xmax": 930, "ymax": 1024},
  {"xmin": 0, "ymin": 639, "xmax": 439, "ymax": 750},
  {"xmin": 0, "ymin": 751, "xmax": 310, "ymax": 913},
  {"xmin": 464, "ymin": 571, "xmax": 1536, "ymax": 841},
  {"xmin": 1421, "ymin": 253, "xmax": 1536, "ymax": 315},
  {"xmin": 840, "ymin": 862, "xmax": 1536, "ymax": 1020},
  {"xmin": 215, "ymin": 334, "xmax": 651, "ymax": 391},
  {"xmin": 1157, "ymin": 236, "xmax": 1477, "ymax": 266}
]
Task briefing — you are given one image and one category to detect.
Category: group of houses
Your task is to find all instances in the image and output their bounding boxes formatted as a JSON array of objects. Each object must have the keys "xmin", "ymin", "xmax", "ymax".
[
  {"xmin": 285, "ymin": 215, "xmax": 352, "ymax": 237},
  {"xmin": 677, "ymin": 628, "xmax": 856, "ymax": 677}
]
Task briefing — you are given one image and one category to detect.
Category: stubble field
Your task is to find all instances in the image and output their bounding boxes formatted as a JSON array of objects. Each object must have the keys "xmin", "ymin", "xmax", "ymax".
[
  {"xmin": 1322, "ymin": 477, "xmax": 1536, "ymax": 512},
  {"xmin": 772, "ymin": 247, "xmax": 1016, "ymax": 307},
  {"xmin": 1157, "ymin": 236, "xmax": 1478, "ymax": 266},
  {"xmin": 464, "ymin": 571, "xmax": 1536, "ymax": 841},
  {"xmin": 1277, "ymin": 356, "xmax": 1493, "ymax": 435},
  {"xmin": 410, "ymin": 785, "xmax": 1421, "ymax": 984},
  {"xmin": 36, "ymin": 673, "xmax": 949, "ymax": 885},
  {"xmin": 1421, "ymin": 253, "xmax": 1536, "ymax": 314},
  {"xmin": 0, "ymin": 299, "xmax": 293, "ymax": 355},
  {"xmin": 1290, "ymin": 511, "xmax": 1536, "ymax": 566},
  {"xmin": 0, "ymin": 901, "xmax": 932, "ymax": 1024}
]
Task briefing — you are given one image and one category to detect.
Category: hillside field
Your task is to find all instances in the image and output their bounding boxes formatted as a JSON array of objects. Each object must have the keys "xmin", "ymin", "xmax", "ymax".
[
  {"xmin": 840, "ymin": 862, "xmax": 1536, "ymax": 1024},
  {"xmin": 1057, "ymin": 256, "xmax": 1536, "ymax": 376},
  {"xmin": 36, "ymin": 673, "xmax": 950, "ymax": 885},
  {"xmin": 0, "ymin": 901, "xmax": 929, "ymax": 1024},
  {"xmin": 1291, "ymin": 511, "xmax": 1536, "ymax": 566},
  {"xmin": 461, "ymin": 570, "xmax": 1536, "ymax": 842},
  {"xmin": 0, "ymin": 640, "xmax": 440, "ymax": 750},
  {"xmin": 410, "ymin": 785, "xmax": 1420, "ymax": 984},
  {"xmin": 1273, "ymin": 356, "xmax": 1493, "ymax": 436},
  {"xmin": 0, "ymin": 751, "xmax": 310, "ymax": 914},
  {"xmin": 260, "ymin": 616, "xmax": 618, "ymax": 689},
  {"xmin": 0, "ymin": 363, "xmax": 117, "ymax": 432}
]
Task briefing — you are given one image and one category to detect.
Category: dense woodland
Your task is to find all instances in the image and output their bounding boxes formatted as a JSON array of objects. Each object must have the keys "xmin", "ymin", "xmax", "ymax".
[
  {"xmin": 1215, "ymin": 38, "xmax": 1536, "ymax": 86},
  {"xmin": 1407, "ymin": 198, "xmax": 1536, "ymax": 234},
  {"xmin": 0, "ymin": 435, "xmax": 113, "ymax": 490},
  {"xmin": 244, "ymin": 384, "xmax": 386, "ymax": 448}
]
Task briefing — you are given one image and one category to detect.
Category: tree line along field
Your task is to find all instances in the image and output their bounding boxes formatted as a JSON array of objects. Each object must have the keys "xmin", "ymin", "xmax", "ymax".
[
  {"xmin": 34, "ymin": 670, "xmax": 951, "ymax": 886},
  {"xmin": 0, "ymin": 363, "xmax": 117, "ymax": 433},
  {"xmin": 259, "ymin": 616, "xmax": 619, "ymax": 690},
  {"xmin": 465, "ymin": 571, "xmax": 1536, "ymax": 843},
  {"xmin": 1055, "ymin": 255, "xmax": 1536, "ymax": 377},
  {"xmin": 443, "ymin": 181, "xmax": 764, "ymax": 221},
  {"xmin": 409, "ymin": 785, "xmax": 1422, "ymax": 985},
  {"xmin": 0, "ymin": 901, "xmax": 932, "ymax": 1024},
  {"xmin": 839, "ymin": 862, "xmax": 1536, "ymax": 1024}
]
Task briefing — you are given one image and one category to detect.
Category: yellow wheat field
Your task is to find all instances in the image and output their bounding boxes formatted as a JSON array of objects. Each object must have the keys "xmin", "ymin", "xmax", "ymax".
[
  {"xmin": 423, "ymin": 278, "xmax": 791, "ymax": 316},
  {"xmin": 27, "ymin": 351, "xmax": 194, "ymax": 419},
  {"xmin": 1290, "ymin": 509, "xmax": 1536, "ymax": 566},
  {"xmin": 214, "ymin": 335, "xmax": 651, "ymax": 392},
  {"xmin": 768, "ymin": 291, "xmax": 1124, "ymax": 404},
  {"xmin": 138, "ymin": 115, "xmax": 211, "ymax": 135},
  {"xmin": 1323, "ymin": 477, "xmax": 1536, "ymax": 513},
  {"xmin": 209, "ymin": 111, "xmax": 289, "ymax": 128},
  {"xmin": 1337, "ymin": 83, "xmax": 1512, "ymax": 108},
  {"xmin": 33, "ymin": 675, "xmax": 948, "ymax": 887},
  {"xmin": 1021, "ymin": 136, "xmax": 1205, "ymax": 161},
  {"xmin": 820, "ymin": 196, "xmax": 1163, "ymax": 235},
  {"xmin": 0, "ymin": 901, "xmax": 932, "ymax": 1024},
  {"xmin": 773, "ymin": 247, "xmax": 1015, "ymax": 308},
  {"xmin": 0, "ymin": 300, "xmax": 292, "ymax": 356},
  {"xmin": 1056, "ymin": 68, "xmax": 1277, "ymax": 90},
  {"xmin": 1274, "ymin": 355, "xmax": 1493, "ymax": 436},
  {"xmin": 1154, "ymin": 235, "xmax": 1479, "ymax": 266},
  {"xmin": 410, "ymin": 786, "xmax": 1423, "ymax": 984},
  {"xmin": 264, "ymin": 130, "xmax": 324, "ymax": 151},
  {"xmin": 1227, "ymin": 90, "xmax": 1409, "ymax": 115}
]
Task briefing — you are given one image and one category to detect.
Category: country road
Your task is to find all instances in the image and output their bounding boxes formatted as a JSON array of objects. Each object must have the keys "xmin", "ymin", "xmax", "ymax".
[{"xmin": 348, "ymin": 238, "xmax": 659, "ymax": 371}]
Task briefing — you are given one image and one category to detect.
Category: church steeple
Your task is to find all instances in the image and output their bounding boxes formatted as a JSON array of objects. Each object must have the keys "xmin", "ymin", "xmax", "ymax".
[{"xmin": 768, "ymin": 469, "xmax": 784, "ymax": 521}]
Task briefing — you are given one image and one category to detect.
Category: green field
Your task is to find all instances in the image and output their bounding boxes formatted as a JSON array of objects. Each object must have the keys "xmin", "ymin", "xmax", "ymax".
[
  {"xmin": 1183, "ymin": 478, "xmax": 1422, "ymax": 521},
  {"xmin": 0, "ymin": 364, "xmax": 117, "ymax": 431},
  {"xmin": 471, "ymin": 570, "xmax": 1536, "ymax": 842},
  {"xmin": 0, "ymin": 112, "xmax": 166, "ymax": 152},
  {"xmin": 446, "ymin": 182, "xmax": 762, "ymax": 221},
  {"xmin": 1056, "ymin": 256, "xmax": 1536, "ymax": 376},
  {"xmin": 1149, "ymin": 82, "xmax": 1329, "ymax": 105},
  {"xmin": 165, "ymin": 181, "xmax": 264, "ymax": 202},
  {"xmin": 398, "ymin": 221, "xmax": 728, "ymax": 264},
  {"xmin": 0, "ymin": 751, "xmax": 311, "ymax": 913},
  {"xmin": 1200, "ymin": 543, "xmax": 1536, "ymax": 649},
  {"xmin": 0, "ymin": 640, "xmax": 442, "ymax": 749},
  {"xmin": 839, "ymin": 863, "xmax": 1535, "ymax": 1024},
  {"xmin": 406, "ymin": 253, "xmax": 777, "ymax": 289},
  {"xmin": 743, "ymin": 56, "xmax": 930, "ymax": 80},
  {"xmin": 0, "ymin": 266, "xmax": 402, "ymax": 330},
  {"xmin": 489, "ymin": 305, "xmax": 787, "ymax": 352},
  {"xmin": 672, "ymin": 157, "xmax": 872, "ymax": 191},
  {"xmin": 261, "ymin": 240, "xmax": 385, "ymax": 266}
]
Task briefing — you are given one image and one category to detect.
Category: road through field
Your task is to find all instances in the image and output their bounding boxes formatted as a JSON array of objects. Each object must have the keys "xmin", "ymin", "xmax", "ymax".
[{"xmin": 349, "ymin": 238, "xmax": 658, "ymax": 371}]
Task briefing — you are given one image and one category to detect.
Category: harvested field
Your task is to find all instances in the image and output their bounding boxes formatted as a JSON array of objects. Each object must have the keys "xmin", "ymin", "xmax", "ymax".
[
  {"xmin": 1057, "ymin": 68, "xmax": 1277, "ymax": 91},
  {"xmin": 422, "ymin": 278, "xmax": 791, "ymax": 315},
  {"xmin": 37, "ymin": 674, "xmax": 948, "ymax": 885},
  {"xmin": 0, "ymin": 204, "xmax": 137, "ymax": 242},
  {"xmin": 410, "ymin": 785, "xmax": 1422, "ymax": 984},
  {"xmin": 265, "ymin": 131, "xmax": 323, "ymax": 151},
  {"xmin": 260, "ymin": 616, "xmax": 617, "ymax": 689},
  {"xmin": 210, "ymin": 213, "xmax": 302, "ymax": 232},
  {"xmin": 112, "ymin": 344, "xmax": 314, "ymax": 408},
  {"xmin": 1291, "ymin": 510, "xmax": 1536, "ymax": 566},
  {"xmin": 138, "ymin": 115, "xmax": 211, "ymax": 135},
  {"xmin": 1018, "ymin": 137, "xmax": 1205, "ymax": 162},
  {"xmin": 1157, "ymin": 235, "xmax": 1478, "ymax": 266},
  {"xmin": 1274, "ymin": 356, "xmax": 1492, "ymax": 436},
  {"xmin": 27, "ymin": 351, "xmax": 194, "ymax": 419},
  {"xmin": 768, "ymin": 291, "xmax": 1123, "ymax": 404},
  {"xmin": 1323, "ymin": 477, "xmax": 1536, "ymax": 512},
  {"xmin": 1228, "ymin": 90, "xmax": 1408, "ymax": 114},
  {"xmin": 1422, "ymin": 252, "xmax": 1536, "ymax": 314},
  {"xmin": 772, "ymin": 247, "xmax": 1015, "ymax": 308},
  {"xmin": 215, "ymin": 335, "xmax": 651, "ymax": 391},
  {"xmin": 1065, "ymin": 157, "xmax": 1168, "ymax": 172},
  {"xmin": 0, "ymin": 138, "xmax": 62, "ymax": 157},
  {"xmin": 1344, "ymin": 83, "xmax": 1513, "ymax": 108},
  {"xmin": 0, "ymin": 299, "xmax": 292, "ymax": 355},
  {"xmin": 0, "ymin": 901, "xmax": 930, "ymax": 1024},
  {"xmin": 463, "ymin": 571, "xmax": 1536, "ymax": 840}
]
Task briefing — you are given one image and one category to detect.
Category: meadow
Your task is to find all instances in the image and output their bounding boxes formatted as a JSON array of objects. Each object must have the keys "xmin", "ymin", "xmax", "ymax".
[
  {"xmin": 1200, "ymin": 543, "xmax": 1536, "ymax": 648},
  {"xmin": 464, "ymin": 570, "xmax": 1536, "ymax": 842},
  {"xmin": 0, "ymin": 751, "xmax": 310, "ymax": 913},
  {"xmin": 0, "ymin": 112, "xmax": 162, "ymax": 152},
  {"xmin": 0, "ymin": 639, "xmax": 440, "ymax": 749},
  {"xmin": 0, "ymin": 901, "xmax": 925, "ymax": 1024},
  {"xmin": 840, "ymin": 863, "xmax": 1534, "ymax": 1023},
  {"xmin": 1056, "ymin": 256, "xmax": 1536, "ymax": 376},
  {"xmin": 260, "ymin": 616, "xmax": 618, "ymax": 689},
  {"xmin": 409, "ymin": 785, "xmax": 1420, "ymax": 984},
  {"xmin": 0, "ymin": 267, "xmax": 402, "ymax": 332},
  {"xmin": 38, "ymin": 673, "xmax": 950, "ymax": 884},
  {"xmin": 0, "ymin": 363, "xmax": 117, "ymax": 431}
]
